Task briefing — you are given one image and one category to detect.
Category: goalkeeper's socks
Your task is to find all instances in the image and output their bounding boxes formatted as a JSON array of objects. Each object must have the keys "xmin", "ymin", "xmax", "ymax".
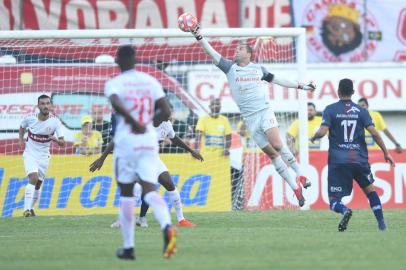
[
  {"xmin": 119, "ymin": 196, "xmax": 135, "ymax": 249},
  {"xmin": 139, "ymin": 199, "xmax": 149, "ymax": 218},
  {"xmin": 367, "ymin": 191, "xmax": 386, "ymax": 229},
  {"xmin": 330, "ymin": 199, "xmax": 348, "ymax": 215},
  {"xmin": 168, "ymin": 189, "xmax": 184, "ymax": 222},
  {"xmin": 144, "ymin": 191, "xmax": 171, "ymax": 230},
  {"xmin": 272, "ymin": 156, "xmax": 299, "ymax": 190},
  {"xmin": 24, "ymin": 183, "xmax": 35, "ymax": 211},
  {"xmin": 280, "ymin": 146, "xmax": 301, "ymax": 175}
]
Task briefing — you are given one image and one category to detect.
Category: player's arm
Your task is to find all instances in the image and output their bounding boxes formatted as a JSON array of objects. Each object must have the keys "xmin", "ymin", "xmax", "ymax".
[
  {"xmin": 18, "ymin": 126, "xmax": 26, "ymax": 149},
  {"xmin": 171, "ymin": 135, "xmax": 203, "ymax": 161},
  {"xmin": 367, "ymin": 125, "xmax": 395, "ymax": 166},
  {"xmin": 310, "ymin": 125, "xmax": 329, "ymax": 143},
  {"xmin": 382, "ymin": 128, "xmax": 402, "ymax": 153},
  {"xmin": 89, "ymin": 141, "xmax": 115, "ymax": 172},
  {"xmin": 261, "ymin": 67, "xmax": 316, "ymax": 92},
  {"xmin": 49, "ymin": 135, "xmax": 65, "ymax": 147},
  {"xmin": 191, "ymin": 24, "xmax": 221, "ymax": 65},
  {"xmin": 154, "ymin": 97, "xmax": 171, "ymax": 126},
  {"xmin": 109, "ymin": 94, "xmax": 145, "ymax": 134}
]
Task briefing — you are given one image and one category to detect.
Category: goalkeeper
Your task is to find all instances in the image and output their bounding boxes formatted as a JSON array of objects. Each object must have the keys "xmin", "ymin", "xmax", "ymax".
[
  {"xmin": 90, "ymin": 113, "xmax": 203, "ymax": 227},
  {"xmin": 189, "ymin": 22, "xmax": 315, "ymax": 206}
]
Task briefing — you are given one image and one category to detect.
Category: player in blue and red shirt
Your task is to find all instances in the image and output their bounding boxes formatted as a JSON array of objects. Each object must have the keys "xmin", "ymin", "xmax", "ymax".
[{"xmin": 311, "ymin": 79, "xmax": 395, "ymax": 232}]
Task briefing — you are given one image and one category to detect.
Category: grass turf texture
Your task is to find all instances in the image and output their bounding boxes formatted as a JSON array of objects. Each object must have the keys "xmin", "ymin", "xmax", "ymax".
[{"xmin": 0, "ymin": 210, "xmax": 405, "ymax": 270}]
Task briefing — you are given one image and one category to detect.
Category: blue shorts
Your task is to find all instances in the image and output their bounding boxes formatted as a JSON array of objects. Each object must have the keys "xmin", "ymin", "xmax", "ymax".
[{"xmin": 328, "ymin": 163, "xmax": 375, "ymax": 199}]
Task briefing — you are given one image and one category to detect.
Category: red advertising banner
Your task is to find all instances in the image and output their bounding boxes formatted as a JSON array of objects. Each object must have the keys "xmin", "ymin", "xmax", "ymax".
[
  {"xmin": 1, "ymin": 0, "xmax": 239, "ymax": 30},
  {"xmin": 244, "ymin": 150, "xmax": 406, "ymax": 210}
]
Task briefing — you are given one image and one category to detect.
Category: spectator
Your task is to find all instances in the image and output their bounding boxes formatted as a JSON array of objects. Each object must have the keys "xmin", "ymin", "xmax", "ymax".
[
  {"xmin": 195, "ymin": 98, "xmax": 232, "ymax": 157},
  {"xmin": 91, "ymin": 106, "xmax": 111, "ymax": 152},
  {"xmin": 74, "ymin": 115, "xmax": 102, "ymax": 155},
  {"xmin": 286, "ymin": 102, "xmax": 323, "ymax": 155},
  {"xmin": 358, "ymin": 98, "xmax": 402, "ymax": 153},
  {"xmin": 195, "ymin": 98, "xmax": 237, "ymax": 209}
]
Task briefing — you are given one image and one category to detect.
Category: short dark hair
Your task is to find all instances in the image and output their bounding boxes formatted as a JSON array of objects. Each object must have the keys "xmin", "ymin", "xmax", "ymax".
[
  {"xmin": 358, "ymin": 97, "xmax": 369, "ymax": 106},
  {"xmin": 307, "ymin": 102, "xmax": 316, "ymax": 109},
  {"xmin": 338, "ymin": 78, "xmax": 354, "ymax": 96},
  {"xmin": 116, "ymin": 45, "xmax": 136, "ymax": 71},
  {"xmin": 38, "ymin": 94, "xmax": 51, "ymax": 103}
]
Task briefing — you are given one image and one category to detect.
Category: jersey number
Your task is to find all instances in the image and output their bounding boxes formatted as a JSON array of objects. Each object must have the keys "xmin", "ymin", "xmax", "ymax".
[
  {"xmin": 341, "ymin": 120, "xmax": 357, "ymax": 142},
  {"xmin": 125, "ymin": 96, "xmax": 153, "ymax": 124}
]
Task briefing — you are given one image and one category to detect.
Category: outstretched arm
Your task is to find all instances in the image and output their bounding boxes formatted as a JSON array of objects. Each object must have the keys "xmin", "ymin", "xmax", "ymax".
[
  {"xmin": 310, "ymin": 125, "xmax": 329, "ymax": 143},
  {"xmin": 261, "ymin": 66, "xmax": 316, "ymax": 92},
  {"xmin": 191, "ymin": 25, "xmax": 222, "ymax": 65},
  {"xmin": 89, "ymin": 141, "xmax": 114, "ymax": 172},
  {"xmin": 171, "ymin": 135, "xmax": 203, "ymax": 161}
]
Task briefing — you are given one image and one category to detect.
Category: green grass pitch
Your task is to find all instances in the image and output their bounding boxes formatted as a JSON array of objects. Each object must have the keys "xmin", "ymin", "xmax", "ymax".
[{"xmin": 0, "ymin": 210, "xmax": 405, "ymax": 270}]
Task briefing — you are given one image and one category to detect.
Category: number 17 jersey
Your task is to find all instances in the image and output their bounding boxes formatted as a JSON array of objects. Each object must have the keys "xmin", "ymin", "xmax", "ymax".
[{"xmin": 321, "ymin": 100, "xmax": 373, "ymax": 164}]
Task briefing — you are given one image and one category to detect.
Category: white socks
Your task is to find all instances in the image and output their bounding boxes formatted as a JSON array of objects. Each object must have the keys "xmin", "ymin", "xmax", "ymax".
[
  {"xmin": 119, "ymin": 196, "xmax": 135, "ymax": 249},
  {"xmin": 168, "ymin": 189, "xmax": 184, "ymax": 221},
  {"xmin": 144, "ymin": 191, "xmax": 171, "ymax": 230},
  {"xmin": 31, "ymin": 189, "xmax": 40, "ymax": 209},
  {"xmin": 24, "ymin": 183, "xmax": 35, "ymax": 211},
  {"xmin": 272, "ymin": 155, "xmax": 299, "ymax": 190},
  {"xmin": 280, "ymin": 146, "xmax": 302, "ymax": 176}
]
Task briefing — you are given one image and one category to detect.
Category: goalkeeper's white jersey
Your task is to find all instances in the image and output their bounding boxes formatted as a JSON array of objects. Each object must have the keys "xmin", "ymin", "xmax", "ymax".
[
  {"xmin": 217, "ymin": 58, "xmax": 270, "ymax": 118},
  {"xmin": 104, "ymin": 69, "xmax": 165, "ymax": 152},
  {"xmin": 20, "ymin": 114, "xmax": 63, "ymax": 158},
  {"xmin": 156, "ymin": 120, "xmax": 176, "ymax": 142}
]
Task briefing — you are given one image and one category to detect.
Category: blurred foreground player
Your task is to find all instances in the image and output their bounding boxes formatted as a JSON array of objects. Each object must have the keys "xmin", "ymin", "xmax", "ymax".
[
  {"xmin": 105, "ymin": 45, "xmax": 176, "ymax": 259},
  {"xmin": 311, "ymin": 79, "xmax": 395, "ymax": 231}
]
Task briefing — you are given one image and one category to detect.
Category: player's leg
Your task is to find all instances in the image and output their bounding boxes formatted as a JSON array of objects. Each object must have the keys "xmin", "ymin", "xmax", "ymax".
[
  {"xmin": 137, "ymin": 153, "xmax": 176, "ymax": 258},
  {"xmin": 354, "ymin": 165, "xmax": 386, "ymax": 231},
  {"xmin": 159, "ymin": 171, "xmax": 196, "ymax": 227},
  {"xmin": 328, "ymin": 164, "xmax": 353, "ymax": 232},
  {"xmin": 116, "ymin": 181, "xmax": 136, "ymax": 260},
  {"xmin": 30, "ymin": 159, "xmax": 49, "ymax": 216},
  {"xmin": 265, "ymin": 126, "xmax": 311, "ymax": 188},
  {"xmin": 23, "ymin": 154, "xmax": 40, "ymax": 217},
  {"xmin": 260, "ymin": 142, "xmax": 304, "ymax": 207},
  {"xmin": 137, "ymin": 196, "xmax": 150, "ymax": 228}
]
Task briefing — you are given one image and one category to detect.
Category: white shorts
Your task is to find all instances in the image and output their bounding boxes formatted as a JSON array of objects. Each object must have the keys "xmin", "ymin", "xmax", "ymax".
[
  {"xmin": 113, "ymin": 140, "xmax": 161, "ymax": 184},
  {"xmin": 23, "ymin": 152, "xmax": 50, "ymax": 181},
  {"xmin": 245, "ymin": 108, "xmax": 279, "ymax": 149},
  {"xmin": 156, "ymin": 158, "xmax": 169, "ymax": 178}
]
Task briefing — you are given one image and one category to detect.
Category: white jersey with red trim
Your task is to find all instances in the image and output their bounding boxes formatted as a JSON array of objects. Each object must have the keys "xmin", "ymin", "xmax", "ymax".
[
  {"xmin": 104, "ymin": 69, "xmax": 165, "ymax": 155},
  {"xmin": 156, "ymin": 120, "xmax": 176, "ymax": 142},
  {"xmin": 20, "ymin": 114, "xmax": 63, "ymax": 158}
]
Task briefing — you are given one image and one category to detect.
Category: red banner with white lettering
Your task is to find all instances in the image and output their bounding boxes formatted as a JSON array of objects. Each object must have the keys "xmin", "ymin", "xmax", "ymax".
[{"xmin": 244, "ymin": 150, "xmax": 406, "ymax": 210}]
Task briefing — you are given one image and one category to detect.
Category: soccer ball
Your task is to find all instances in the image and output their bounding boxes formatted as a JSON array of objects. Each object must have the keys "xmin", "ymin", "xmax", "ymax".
[{"xmin": 177, "ymin": 13, "xmax": 198, "ymax": 32}]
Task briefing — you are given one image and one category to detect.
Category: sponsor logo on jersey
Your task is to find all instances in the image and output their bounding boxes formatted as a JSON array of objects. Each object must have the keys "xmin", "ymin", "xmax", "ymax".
[{"xmin": 346, "ymin": 106, "xmax": 361, "ymax": 113}]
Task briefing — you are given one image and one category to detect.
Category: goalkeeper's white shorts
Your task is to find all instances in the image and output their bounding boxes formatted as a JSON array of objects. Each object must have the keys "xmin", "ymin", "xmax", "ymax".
[
  {"xmin": 245, "ymin": 108, "xmax": 279, "ymax": 149},
  {"xmin": 113, "ymin": 148, "xmax": 160, "ymax": 185},
  {"xmin": 23, "ymin": 152, "xmax": 50, "ymax": 181}
]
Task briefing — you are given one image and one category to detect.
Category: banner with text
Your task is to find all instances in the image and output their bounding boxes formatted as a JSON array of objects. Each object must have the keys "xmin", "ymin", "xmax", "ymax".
[
  {"xmin": 0, "ymin": 153, "xmax": 231, "ymax": 217},
  {"xmin": 244, "ymin": 150, "xmax": 406, "ymax": 210}
]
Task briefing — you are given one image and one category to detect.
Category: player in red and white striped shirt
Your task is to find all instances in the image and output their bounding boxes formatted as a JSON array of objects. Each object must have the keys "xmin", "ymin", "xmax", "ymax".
[{"xmin": 19, "ymin": 94, "xmax": 65, "ymax": 217}]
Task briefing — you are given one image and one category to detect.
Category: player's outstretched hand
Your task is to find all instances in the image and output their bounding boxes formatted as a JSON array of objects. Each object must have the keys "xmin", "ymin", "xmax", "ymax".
[
  {"xmin": 191, "ymin": 23, "xmax": 202, "ymax": 40},
  {"xmin": 395, "ymin": 144, "xmax": 403, "ymax": 154},
  {"xmin": 299, "ymin": 81, "xmax": 316, "ymax": 92},
  {"xmin": 89, "ymin": 157, "xmax": 105, "ymax": 172},
  {"xmin": 384, "ymin": 153, "xmax": 395, "ymax": 167},
  {"xmin": 191, "ymin": 150, "xmax": 204, "ymax": 162}
]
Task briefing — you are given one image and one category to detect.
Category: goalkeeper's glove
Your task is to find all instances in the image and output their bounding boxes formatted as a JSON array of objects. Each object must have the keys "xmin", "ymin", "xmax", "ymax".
[
  {"xmin": 298, "ymin": 81, "xmax": 316, "ymax": 92},
  {"xmin": 191, "ymin": 23, "xmax": 203, "ymax": 41}
]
